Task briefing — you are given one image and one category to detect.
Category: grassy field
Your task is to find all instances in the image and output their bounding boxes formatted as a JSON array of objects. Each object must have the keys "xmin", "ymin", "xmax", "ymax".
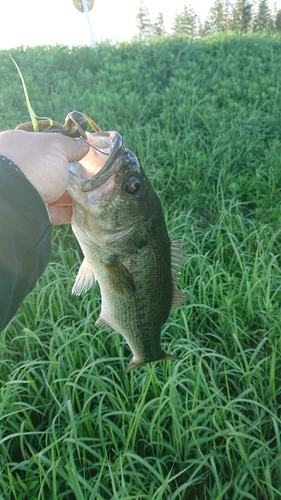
[{"xmin": 1, "ymin": 34, "xmax": 281, "ymax": 499}]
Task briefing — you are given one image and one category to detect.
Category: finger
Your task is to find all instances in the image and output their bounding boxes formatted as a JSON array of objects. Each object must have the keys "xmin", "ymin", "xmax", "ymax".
[
  {"xmin": 48, "ymin": 205, "xmax": 73, "ymax": 225},
  {"xmin": 55, "ymin": 135, "xmax": 90, "ymax": 162},
  {"xmin": 51, "ymin": 192, "xmax": 73, "ymax": 207}
]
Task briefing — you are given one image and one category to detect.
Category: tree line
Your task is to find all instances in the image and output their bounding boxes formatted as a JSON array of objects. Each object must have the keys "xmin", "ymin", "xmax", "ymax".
[{"xmin": 136, "ymin": 0, "xmax": 281, "ymax": 39}]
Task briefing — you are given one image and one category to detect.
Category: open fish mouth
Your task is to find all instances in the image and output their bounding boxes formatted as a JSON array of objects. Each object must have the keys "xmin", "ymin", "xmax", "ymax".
[
  {"xmin": 68, "ymin": 130, "xmax": 126, "ymax": 208},
  {"xmin": 16, "ymin": 112, "xmax": 124, "ymax": 194},
  {"xmin": 80, "ymin": 130, "xmax": 124, "ymax": 192}
]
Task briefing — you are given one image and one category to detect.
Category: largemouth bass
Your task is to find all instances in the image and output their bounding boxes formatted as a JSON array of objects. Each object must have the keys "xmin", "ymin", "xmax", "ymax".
[{"xmin": 67, "ymin": 131, "xmax": 187, "ymax": 374}]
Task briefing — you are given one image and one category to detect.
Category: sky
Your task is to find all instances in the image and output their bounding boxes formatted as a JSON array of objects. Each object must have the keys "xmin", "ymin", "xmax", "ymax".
[{"xmin": 0, "ymin": 0, "xmax": 279, "ymax": 50}]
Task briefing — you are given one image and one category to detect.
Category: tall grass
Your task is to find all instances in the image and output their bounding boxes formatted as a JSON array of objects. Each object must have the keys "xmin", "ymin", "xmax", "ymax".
[{"xmin": 1, "ymin": 34, "xmax": 281, "ymax": 498}]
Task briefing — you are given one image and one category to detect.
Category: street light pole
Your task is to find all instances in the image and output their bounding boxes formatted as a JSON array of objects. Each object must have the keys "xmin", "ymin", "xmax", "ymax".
[{"xmin": 73, "ymin": 0, "xmax": 97, "ymax": 50}]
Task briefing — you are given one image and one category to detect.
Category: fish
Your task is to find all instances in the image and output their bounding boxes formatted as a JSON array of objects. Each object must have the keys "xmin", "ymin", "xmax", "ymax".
[{"xmin": 67, "ymin": 131, "xmax": 187, "ymax": 375}]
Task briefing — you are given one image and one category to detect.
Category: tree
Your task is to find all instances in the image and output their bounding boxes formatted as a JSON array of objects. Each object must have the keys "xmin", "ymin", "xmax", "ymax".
[
  {"xmin": 136, "ymin": 2, "xmax": 152, "ymax": 40},
  {"xmin": 253, "ymin": 0, "xmax": 274, "ymax": 33},
  {"xmin": 152, "ymin": 12, "xmax": 166, "ymax": 38},
  {"xmin": 274, "ymin": 8, "xmax": 281, "ymax": 33},
  {"xmin": 173, "ymin": 4, "xmax": 199, "ymax": 38},
  {"xmin": 202, "ymin": 0, "xmax": 232, "ymax": 36},
  {"xmin": 231, "ymin": 0, "xmax": 253, "ymax": 34}
]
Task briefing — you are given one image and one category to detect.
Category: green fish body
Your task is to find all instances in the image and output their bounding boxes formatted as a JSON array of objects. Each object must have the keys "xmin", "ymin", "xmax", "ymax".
[{"xmin": 67, "ymin": 132, "xmax": 187, "ymax": 374}]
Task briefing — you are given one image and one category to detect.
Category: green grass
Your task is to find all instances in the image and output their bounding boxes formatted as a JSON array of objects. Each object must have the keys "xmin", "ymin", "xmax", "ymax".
[{"xmin": 1, "ymin": 34, "xmax": 281, "ymax": 498}]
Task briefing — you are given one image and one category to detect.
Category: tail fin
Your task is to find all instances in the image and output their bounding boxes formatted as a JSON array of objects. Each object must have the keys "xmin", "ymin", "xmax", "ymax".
[
  {"xmin": 123, "ymin": 352, "xmax": 179, "ymax": 376},
  {"xmin": 123, "ymin": 360, "xmax": 141, "ymax": 376}
]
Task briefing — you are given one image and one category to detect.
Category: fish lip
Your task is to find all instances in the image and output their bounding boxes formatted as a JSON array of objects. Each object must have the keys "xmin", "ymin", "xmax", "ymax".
[{"xmin": 81, "ymin": 130, "xmax": 124, "ymax": 192}]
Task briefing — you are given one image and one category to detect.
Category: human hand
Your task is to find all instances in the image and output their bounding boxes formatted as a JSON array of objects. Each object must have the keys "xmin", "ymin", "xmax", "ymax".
[{"xmin": 0, "ymin": 130, "xmax": 90, "ymax": 224}]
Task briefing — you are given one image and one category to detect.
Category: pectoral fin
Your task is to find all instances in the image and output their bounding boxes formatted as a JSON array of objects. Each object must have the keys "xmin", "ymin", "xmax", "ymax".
[
  {"xmin": 72, "ymin": 258, "xmax": 96, "ymax": 295},
  {"xmin": 101, "ymin": 255, "xmax": 136, "ymax": 294}
]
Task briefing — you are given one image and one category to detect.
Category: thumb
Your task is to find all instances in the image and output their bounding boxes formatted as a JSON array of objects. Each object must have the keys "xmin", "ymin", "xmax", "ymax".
[{"xmin": 59, "ymin": 136, "xmax": 90, "ymax": 162}]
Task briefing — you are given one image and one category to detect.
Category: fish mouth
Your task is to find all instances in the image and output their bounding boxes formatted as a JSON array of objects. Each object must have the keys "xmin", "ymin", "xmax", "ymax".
[{"xmin": 81, "ymin": 130, "xmax": 124, "ymax": 192}]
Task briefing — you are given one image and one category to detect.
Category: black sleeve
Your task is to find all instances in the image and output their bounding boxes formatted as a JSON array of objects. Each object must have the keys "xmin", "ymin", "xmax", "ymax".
[{"xmin": 0, "ymin": 155, "xmax": 53, "ymax": 330}]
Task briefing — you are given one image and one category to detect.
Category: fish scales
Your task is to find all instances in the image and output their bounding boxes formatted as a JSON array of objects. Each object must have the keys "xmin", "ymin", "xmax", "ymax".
[
  {"xmin": 96, "ymin": 231, "xmax": 172, "ymax": 356},
  {"xmin": 67, "ymin": 131, "xmax": 187, "ymax": 374}
]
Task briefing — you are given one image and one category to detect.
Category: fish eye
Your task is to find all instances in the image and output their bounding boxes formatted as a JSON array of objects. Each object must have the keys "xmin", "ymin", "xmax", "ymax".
[{"xmin": 123, "ymin": 178, "xmax": 141, "ymax": 195}]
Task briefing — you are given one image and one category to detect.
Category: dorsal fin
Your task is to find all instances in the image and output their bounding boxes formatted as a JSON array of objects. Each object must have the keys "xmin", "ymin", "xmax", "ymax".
[
  {"xmin": 171, "ymin": 240, "xmax": 186, "ymax": 283},
  {"xmin": 171, "ymin": 288, "xmax": 189, "ymax": 311},
  {"xmin": 171, "ymin": 240, "xmax": 186, "ymax": 265},
  {"xmin": 170, "ymin": 240, "xmax": 189, "ymax": 311}
]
